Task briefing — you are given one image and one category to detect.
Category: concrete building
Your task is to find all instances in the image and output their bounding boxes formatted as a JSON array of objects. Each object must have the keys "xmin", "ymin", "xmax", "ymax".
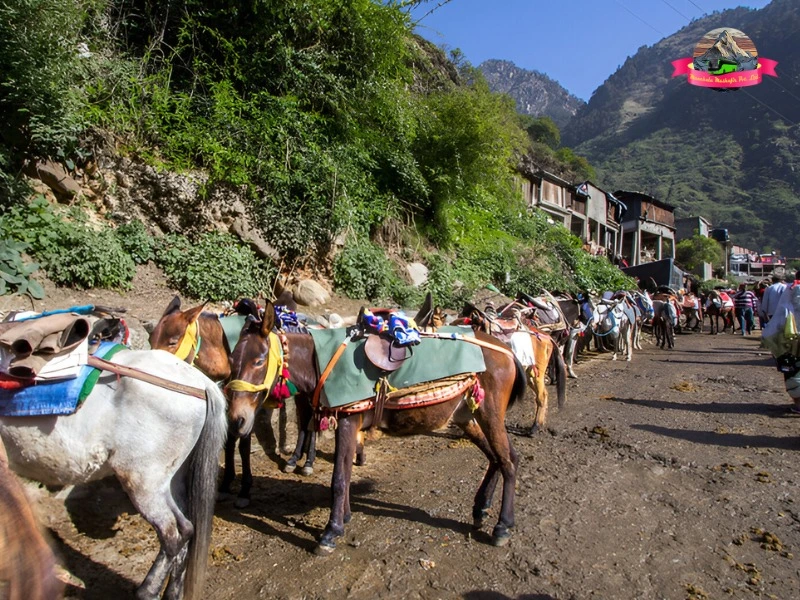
[{"xmin": 615, "ymin": 190, "xmax": 676, "ymax": 267}]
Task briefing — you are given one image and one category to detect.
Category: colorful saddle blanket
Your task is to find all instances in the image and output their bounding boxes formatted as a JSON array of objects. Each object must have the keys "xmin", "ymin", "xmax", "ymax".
[
  {"xmin": 0, "ymin": 342, "xmax": 126, "ymax": 417},
  {"xmin": 309, "ymin": 326, "xmax": 485, "ymax": 409}
]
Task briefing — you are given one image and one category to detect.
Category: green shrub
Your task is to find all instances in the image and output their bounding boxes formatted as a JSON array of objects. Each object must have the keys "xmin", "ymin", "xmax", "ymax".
[
  {"xmin": 0, "ymin": 239, "xmax": 44, "ymax": 299},
  {"xmin": 116, "ymin": 221, "xmax": 156, "ymax": 264},
  {"xmin": 333, "ymin": 240, "xmax": 395, "ymax": 301},
  {"xmin": 155, "ymin": 232, "xmax": 273, "ymax": 301},
  {"xmin": 0, "ymin": 196, "xmax": 136, "ymax": 289}
]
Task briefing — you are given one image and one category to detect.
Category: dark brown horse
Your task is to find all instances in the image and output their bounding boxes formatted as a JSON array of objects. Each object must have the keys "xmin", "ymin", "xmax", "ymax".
[
  {"xmin": 0, "ymin": 439, "xmax": 64, "ymax": 600},
  {"xmin": 703, "ymin": 290, "xmax": 736, "ymax": 335},
  {"xmin": 149, "ymin": 296, "xmax": 287, "ymax": 508},
  {"xmin": 226, "ymin": 303, "xmax": 527, "ymax": 554}
]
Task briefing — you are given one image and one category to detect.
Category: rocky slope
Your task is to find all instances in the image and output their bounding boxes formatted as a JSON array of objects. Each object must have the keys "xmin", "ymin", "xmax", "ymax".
[{"xmin": 479, "ymin": 59, "xmax": 585, "ymax": 128}]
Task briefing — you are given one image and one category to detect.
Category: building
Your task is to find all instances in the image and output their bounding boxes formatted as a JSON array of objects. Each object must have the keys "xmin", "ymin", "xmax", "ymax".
[
  {"xmin": 615, "ymin": 190, "xmax": 676, "ymax": 267},
  {"xmin": 575, "ymin": 181, "xmax": 623, "ymax": 259},
  {"xmin": 517, "ymin": 167, "xmax": 623, "ymax": 258},
  {"xmin": 675, "ymin": 215, "xmax": 714, "ymax": 280}
]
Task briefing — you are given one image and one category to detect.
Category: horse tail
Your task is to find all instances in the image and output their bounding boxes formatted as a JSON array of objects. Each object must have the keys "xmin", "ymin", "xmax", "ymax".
[
  {"xmin": 509, "ymin": 356, "xmax": 527, "ymax": 409},
  {"xmin": 549, "ymin": 337, "xmax": 567, "ymax": 409},
  {"xmin": 185, "ymin": 381, "xmax": 228, "ymax": 600}
]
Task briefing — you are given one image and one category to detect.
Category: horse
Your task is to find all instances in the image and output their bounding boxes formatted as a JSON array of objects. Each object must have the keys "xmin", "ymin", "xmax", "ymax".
[
  {"xmin": 652, "ymin": 299, "xmax": 678, "ymax": 349},
  {"xmin": 704, "ymin": 290, "xmax": 736, "ymax": 334},
  {"xmin": 0, "ymin": 439, "xmax": 63, "ymax": 600},
  {"xmin": 149, "ymin": 296, "xmax": 292, "ymax": 508},
  {"xmin": 226, "ymin": 303, "xmax": 527, "ymax": 554},
  {"xmin": 0, "ymin": 350, "xmax": 227, "ymax": 599},
  {"xmin": 679, "ymin": 292, "xmax": 703, "ymax": 332},
  {"xmin": 586, "ymin": 296, "xmax": 634, "ymax": 361},
  {"xmin": 457, "ymin": 301, "xmax": 567, "ymax": 434},
  {"xmin": 630, "ymin": 290, "xmax": 654, "ymax": 349}
]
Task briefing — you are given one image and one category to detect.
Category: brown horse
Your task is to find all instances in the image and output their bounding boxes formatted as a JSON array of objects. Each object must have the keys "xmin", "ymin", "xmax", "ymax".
[
  {"xmin": 226, "ymin": 303, "xmax": 527, "ymax": 554},
  {"xmin": 0, "ymin": 440, "xmax": 64, "ymax": 600},
  {"xmin": 149, "ymin": 296, "xmax": 287, "ymax": 508},
  {"xmin": 703, "ymin": 290, "xmax": 736, "ymax": 335},
  {"xmin": 456, "ymin": 302, "xmax": 567, "ymax": 434}
]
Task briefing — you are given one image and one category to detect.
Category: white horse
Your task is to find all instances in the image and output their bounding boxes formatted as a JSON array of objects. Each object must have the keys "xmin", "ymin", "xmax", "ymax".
[
  {"xmin": 591, "ymin": 298, "xmax": 634, "ymax": 361},
  {"xmin": 0, "ymin": 349, "xmax": 227, "ymax": 600}
]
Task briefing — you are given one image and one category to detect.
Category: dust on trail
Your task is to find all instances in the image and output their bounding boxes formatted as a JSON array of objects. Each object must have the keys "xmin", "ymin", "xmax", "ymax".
[{"xmin": 35, "ymin": 330, "xmax": 799, "ymax": 599}]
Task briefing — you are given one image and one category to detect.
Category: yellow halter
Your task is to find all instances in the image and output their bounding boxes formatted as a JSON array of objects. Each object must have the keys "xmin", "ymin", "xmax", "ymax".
[
  {"xmin": 175, "ymin": 319, "xmax": 200, "ymax": 363},
  {"xmin": 226, "ymin": 331, "xmax": 283, "ymax": 395}
]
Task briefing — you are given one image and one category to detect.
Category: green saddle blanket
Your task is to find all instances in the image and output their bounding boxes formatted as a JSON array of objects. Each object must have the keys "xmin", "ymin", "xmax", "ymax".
[
  {"xmin": 220, "ymin": 315, "xmax": 248, "ymax": 351},
  {"xmin": 308, "ymin": 326, "xmax": 485, "ymax": 408}
]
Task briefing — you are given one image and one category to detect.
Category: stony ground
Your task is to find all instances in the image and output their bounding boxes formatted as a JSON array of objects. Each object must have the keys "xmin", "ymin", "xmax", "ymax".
[{"xmin": 5, "ymin": 269, "xmax": 800, "ymax": 600}]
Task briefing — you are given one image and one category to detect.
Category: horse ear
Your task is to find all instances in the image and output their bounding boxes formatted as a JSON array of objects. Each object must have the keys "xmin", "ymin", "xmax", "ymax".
[
  {"xmin": 261, "ymin": 301, "xmax": 276, "ymax": 335},
  {"xmin": 183, "ymin": 302, "xmax": 206, "ymax": 324},
  {"xmin": 162, "ymin": 295, "xmax": 182, "ymax": 317}
]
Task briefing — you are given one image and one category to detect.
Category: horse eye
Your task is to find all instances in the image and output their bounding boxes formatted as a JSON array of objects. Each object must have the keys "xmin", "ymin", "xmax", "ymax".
[
  {"xmin": 168, "ymin": 337, "xmax": 179, "ymax": 346},
  {"xmin": 254, "ymin": 359, "xmax": 265, "ymax": 367}
]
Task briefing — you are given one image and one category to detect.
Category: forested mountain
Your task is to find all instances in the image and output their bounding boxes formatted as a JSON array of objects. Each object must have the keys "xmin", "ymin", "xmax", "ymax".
[
  {"xmin": 562, "ymin": 0, "xmax": 800, "ymax": 255},
  {"xmin": 480, "ymin": 60, "xmax": 585, "ymax": 129}
]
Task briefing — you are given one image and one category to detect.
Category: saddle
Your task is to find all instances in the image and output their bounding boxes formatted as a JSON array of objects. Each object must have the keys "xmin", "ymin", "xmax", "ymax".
[{"xmin": 359, "ymin": 308, "xmax": 418, "ymax": 372}]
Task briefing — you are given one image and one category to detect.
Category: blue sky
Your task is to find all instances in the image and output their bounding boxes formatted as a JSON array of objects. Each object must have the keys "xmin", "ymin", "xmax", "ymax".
[{"xmin": 410, "ymin": 0, "xmax": 771, "ymax": 101}]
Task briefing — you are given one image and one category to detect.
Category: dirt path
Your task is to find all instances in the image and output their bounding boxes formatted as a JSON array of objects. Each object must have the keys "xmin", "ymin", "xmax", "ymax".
[{"xmin": 25, "ymin": 321, "xmax": 795, "ymax": 600}]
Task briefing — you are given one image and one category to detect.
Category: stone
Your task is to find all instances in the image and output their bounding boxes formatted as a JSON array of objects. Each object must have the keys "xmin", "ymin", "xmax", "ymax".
[
  {"xmin": 406, "ymin": 262, "xmax": 429, "ymax": 287},
  {"xmin": 293, "ymin": 280, "xmax": 330, "ymax": 307},
  {"xmin": 31, "ymin": 160, "xmax": 82, "ymax": 199}
]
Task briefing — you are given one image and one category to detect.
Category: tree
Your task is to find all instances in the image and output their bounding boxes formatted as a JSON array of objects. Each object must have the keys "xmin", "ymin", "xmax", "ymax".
[{"xmin": 676, "ymin": 234, "xmax": 724, "ymax": 271}]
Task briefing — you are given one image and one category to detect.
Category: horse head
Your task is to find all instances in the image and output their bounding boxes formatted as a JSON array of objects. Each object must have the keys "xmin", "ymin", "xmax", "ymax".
[
  {"xmin": 149, "ymin": 296, "xmax": 207, "ymax": 359},
  {"xmin": 226, "ymin": 303, "xmax": 279, "ymax": 437}
]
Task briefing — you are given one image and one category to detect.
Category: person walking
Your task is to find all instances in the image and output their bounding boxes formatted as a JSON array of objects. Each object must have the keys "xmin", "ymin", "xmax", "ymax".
[
  {"xmin": 762, "ymin": 270, "xmax": 800, "ymax": 414},
  {"xmin": 760, "ymin": 275, "xmax": 787, "ymax": 326},
  {"xmin": 733, "ymin": 283, "xmax": 757, "ymax": 335}
]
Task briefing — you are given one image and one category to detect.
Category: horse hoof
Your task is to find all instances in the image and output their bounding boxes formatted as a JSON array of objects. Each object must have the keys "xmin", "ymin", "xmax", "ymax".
[
  {"xmin": 234, "ymin": 497, "xmax": 250, "ymax": 509},
  {"xmin": 491, "ymin": 524, "xmax": 512, "ymax": 547},
  {"xmin": 300, "ymin": 465, "xmax": 314, "ymax": 476},
  {"xmin": 353, "ymin": 457, "xmax": 366, "ymax": 466},
  {"xmin": 283, "ymin": 463, "xmax": 297, "ymax": 474},
  {"xmin": 281, "ymin": 446, "xmax": 293, "ymax": 455},
  {"xmin": 314, "ymin": 542, "xmax": 336, "ymax": 556}
]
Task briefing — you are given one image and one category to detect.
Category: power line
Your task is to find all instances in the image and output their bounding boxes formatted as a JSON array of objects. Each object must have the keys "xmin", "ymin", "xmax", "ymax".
[
  {"xmin": 660, "ymin": 0, "xmax": 692, "ymax": 22},
  {"xmin": 613, "ymin": 0, "xmax": 666, "ymax": 36},
  {"xmin": 686, "ymin": 0, "xmax": 705, "ymax": 13}
]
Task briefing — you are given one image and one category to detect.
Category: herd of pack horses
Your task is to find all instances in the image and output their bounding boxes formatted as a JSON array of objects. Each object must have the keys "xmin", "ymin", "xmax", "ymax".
[{"xmin": 0, "ymin": 282, "xmax": 740, "ymax": 599}]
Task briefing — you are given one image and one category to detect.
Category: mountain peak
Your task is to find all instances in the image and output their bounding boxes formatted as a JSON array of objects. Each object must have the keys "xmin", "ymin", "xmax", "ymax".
[{"xmin": 479, "ymin": 60, "xmax": 584, "ymax": 129}]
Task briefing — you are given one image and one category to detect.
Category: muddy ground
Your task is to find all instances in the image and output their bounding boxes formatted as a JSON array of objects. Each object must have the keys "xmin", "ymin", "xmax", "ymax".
[{"xmin": 5, "ymin": 269, "xmax": 800, "ymax": 600}]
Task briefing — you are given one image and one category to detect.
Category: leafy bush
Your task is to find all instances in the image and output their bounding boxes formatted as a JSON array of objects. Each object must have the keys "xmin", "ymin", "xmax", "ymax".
[
  {"xmin": 0, "ymin": 240, "xmax": 44, "ymax": 299},
  {"xmin": 0, "ymin": 196, "xmax": 136, "ymax": 289},
  {"xmin": 155, "ymin": 232, "xmax": 273, "ymax": 301},
  {"xmin": 333, "ymin": 240, "xmax": 395, "ymax": 301},
  {"xmin": 117, "ymin": 221, "xmax": 156, "ymax": 265}
]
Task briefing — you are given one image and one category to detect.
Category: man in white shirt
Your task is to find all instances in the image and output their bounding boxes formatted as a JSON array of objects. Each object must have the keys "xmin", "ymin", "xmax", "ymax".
[{"xmin": 760, "ymin": 275, "xmax": 787, "ymax": 325}]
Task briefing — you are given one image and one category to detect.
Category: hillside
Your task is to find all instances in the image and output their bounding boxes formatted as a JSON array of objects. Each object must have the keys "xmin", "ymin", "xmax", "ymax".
[
  {"xmin": 0, "ymin": 0, "xmax": 632, "ymax": 306},
  {"xmin": 480, "ymin": 59, "xmax": 585, "ymax": 129},
  {"xmin": 562, "ymin": 0, "xmax": 800, "ymax": 255}
]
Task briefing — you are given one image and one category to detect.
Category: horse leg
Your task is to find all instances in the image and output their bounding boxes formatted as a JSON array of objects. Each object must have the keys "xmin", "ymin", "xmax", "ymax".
[
  {"xmin": 279, "ymin": 404, "xmax": 292, "ymax": 455},
  {"xmin": 316, "ymin": 414, "xmax": 358, "ymax": 555},
  {"xmin": 625, "ymin": 326, "xmax": 633, "ymax": 361},
  {"xmin": 564, "ymin": 331, "xmax": 578, "ymax": 378},
  {"xmin": 122, "ymin": 481, "xmax": 193, "ymax": 600},
  {"xmin": 300, "ymin": 426, "xmax": 316, "ymax": 476},
  {"xmin": 354, "ymin": 430, "xmax": 366, "ymax": 466},
  {"xmin": 458, "ymin": 418, "xmax": 501, "ymax": 529},
  {"xmin": 285, "ymin": 397, "xmax": 311, "ymax": 474},
  {"xmin": 528, "ymin": 363, "xmax": 549, "ymax": 435},
  {"xmin": 235, "ymin": 434, "xmax": 252, "ymax": 508},
  {"xmin": 473, "ymin": 407, "xmax": 518, "ymax": 547},
  {"xmin": 219, "ymin": 426, "xmax": 238, "ymax": 499}
]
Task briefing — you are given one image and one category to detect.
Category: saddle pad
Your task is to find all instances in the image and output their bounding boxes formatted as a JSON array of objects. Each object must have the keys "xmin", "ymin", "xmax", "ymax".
[
  {"xmin": 309, "ymin": 326, "xmax": 485, "ymax": 409},
  {"xmin": 0, "ymin": 342, "xmax": 126, "ymax": 417},
  {"xmin": 220, "ymin": 315, "xmax": 248, "ymax": 351}
]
